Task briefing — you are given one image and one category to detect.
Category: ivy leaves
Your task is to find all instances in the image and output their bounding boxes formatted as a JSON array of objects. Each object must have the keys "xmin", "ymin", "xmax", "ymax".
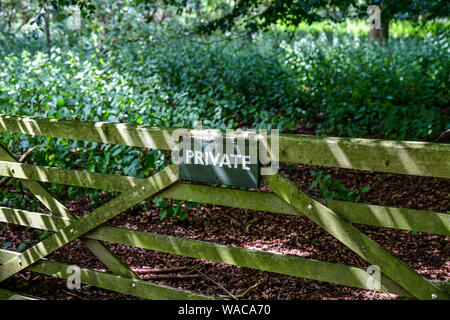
[
  {"xmin": 309, "ymin": 170, "xmax": 371, "ymax": 203},
  {"xmin": 153, "ymin": 197, "xmax": 198, "ymax": 221}
]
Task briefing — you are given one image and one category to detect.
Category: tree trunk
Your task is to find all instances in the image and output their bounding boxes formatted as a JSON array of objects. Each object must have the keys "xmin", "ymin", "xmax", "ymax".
[
  {"xmin": 44, "ymin": 3, "xmax": 51, "ymax": 53},
  {"xmin": 7, "ymin": 0, "xmax": 16, "ymax": 31},
  {"xmin": 19, "ymin": 0, "xmax": 30, "ymax": 25},
  {"xmin": 370, "ymin": 22, "xmax": 389, "ymax": 43}
]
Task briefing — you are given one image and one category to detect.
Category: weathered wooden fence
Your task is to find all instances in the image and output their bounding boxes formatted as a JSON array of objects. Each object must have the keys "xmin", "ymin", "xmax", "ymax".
[{"xmin": 0, "ymin": 115, "xmax": 449, "ymax": 300}]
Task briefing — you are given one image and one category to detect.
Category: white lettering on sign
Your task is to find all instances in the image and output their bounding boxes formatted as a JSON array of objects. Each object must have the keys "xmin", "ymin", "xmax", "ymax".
[{"xmin": 182, "ymin": 149, "xmax": 251, "ymax": 171}]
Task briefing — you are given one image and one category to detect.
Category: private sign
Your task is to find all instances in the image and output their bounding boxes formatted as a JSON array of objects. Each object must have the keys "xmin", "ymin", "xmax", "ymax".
[{"xmin": 179, "ymin": 136, "xmax": 259, "ymax": 188}]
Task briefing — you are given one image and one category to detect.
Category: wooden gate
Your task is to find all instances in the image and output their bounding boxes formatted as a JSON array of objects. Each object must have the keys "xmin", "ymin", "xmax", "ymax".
[{"xmin": 0, "ymin": 115, "xmax": 449, "ymax": 300}]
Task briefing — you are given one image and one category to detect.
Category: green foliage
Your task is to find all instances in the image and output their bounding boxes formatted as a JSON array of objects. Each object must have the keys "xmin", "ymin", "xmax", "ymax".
[
  {"xmin": 281, "ymin": 30, "xmax": 449, "ymax": 138},
  {"xmin": 143, "ymin": 37, "xmax": 303, "ymax": 130},
  {"xmin": 17, "ymin": 241, "xmax": 27, "ymax": 252},
  {"xmin": 1, "ymin": 185, "xmax": 43, "ymax": 211},
  {"xmin": 0, "ymin": 3, "xmax": 448, "ymax": 210},
  {"xmin": 153, "ymin": 196, "xmax": 197, "ymax": 221},
  {"xmin": 309, "ymin": 170, "xmax": 370, "ymax": 202},
  {"xmin": 39, "ymin": 231, "xmax": 50, "ymax": 241},
  {"xmin": 192, "ymin": 0, "xmax": 450, "ymax": 33},
  {"xmin": 1, "ymin": 18, "xmax": 447, "ymax": 140},
  {"xmin": 1, "ymin": 229, "xmax": 50, "ymax": 254},
  {"xmin": 2, "ymin": 241, "xmax": 12, "ymax": 249}
]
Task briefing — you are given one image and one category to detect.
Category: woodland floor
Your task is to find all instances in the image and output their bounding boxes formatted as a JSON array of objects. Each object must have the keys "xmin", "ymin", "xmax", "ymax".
[{"xmin": 1, "ymin": 161, "xmax": 449, "ymax": 300}]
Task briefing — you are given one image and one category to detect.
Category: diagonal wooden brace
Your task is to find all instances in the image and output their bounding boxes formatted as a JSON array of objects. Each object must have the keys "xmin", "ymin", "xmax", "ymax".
[
  {"xmin": 0, "ymin": 144, "xmax": 138, "ymax": 279},
  {"xmin": 0, "ymin": 144, "xmax": 70, "ymax": 216},
  {"xmin": 263, "ymin": 174, "xmax": 450, "ymax": 300},
  {"xmin": 0, "ymin": 164, "xmax": 179, "ymax": 282}
]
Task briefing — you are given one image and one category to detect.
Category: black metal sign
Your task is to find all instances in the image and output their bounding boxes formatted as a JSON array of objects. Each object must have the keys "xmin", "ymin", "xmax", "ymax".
[{"xmin": 179, "ymin": 136, "xmax": 259, "ymax": 188}]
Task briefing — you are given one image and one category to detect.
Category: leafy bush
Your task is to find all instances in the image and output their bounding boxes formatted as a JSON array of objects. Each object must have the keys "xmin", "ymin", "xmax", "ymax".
[
  {"xmin": 153, "ymin": 196, "xmax": 198, "ymax": 221},
  {"xmin": 282, "ymin": 31, "xmax": 449, "ymax": 138},
  {"xmin": 0, "ymin": 17, "xmax": 448, "ymax": 209},
  {"xmin": 1, "ymin": 20, "xmax": 448, "ymax": 139},
  {"xmin": 309, "ymin": 170, "xmax": 370, "ymax": 202}
]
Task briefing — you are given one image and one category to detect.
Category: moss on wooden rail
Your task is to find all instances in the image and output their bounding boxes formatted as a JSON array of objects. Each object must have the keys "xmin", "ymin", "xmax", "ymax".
[
  {"xmin": 264, "ymin": 173, "xmax": 450, "ymax": 300},
  {"xmin": 1, "ymin": 115, "xmax": 449, "ymax": 178},
  {"xmin": 0, "ymin": 144, "xmax": 139, "ymax": 280},
  {"xmin": 1, "ymin": 114, "xmax": 449, "ymax": 299},
  {"xmin": 1, "ymin": 157, "xmax": 447, "ymax": 235},
  {"xmin": 0, "ymin": 288, "xmax": 38, "ymax": 300},
  {"xmin": 2, "ymin": 206, "xmax": 449, "ymax": 297},
  {"xmin": 0, "ymin": 207, "xmax": 416, "ymax": 296},
  {"xmin": 0, "ymin": 249, "xmax": 216, "ymax": 300},
  {"xmin": 0, "ymin": 159, "xmax": 447, "ymax": 235},
  {"xmin": 160, "ymin": 184, "xmax": 450, "ymax": 236},
  {"xmin": 0, "ymin": 160, "xmax": 149, "ymax": 192},
  {"xmin": 0, "ymin": 165, "xmax": 179, "ymax": 282}
]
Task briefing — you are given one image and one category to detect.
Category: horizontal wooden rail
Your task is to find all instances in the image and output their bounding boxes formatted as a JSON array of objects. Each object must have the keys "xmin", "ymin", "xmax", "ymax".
[
  {"xmin": 1, "ymin": 206, "xmax": 448, "ymax": 296},
  {"xmin": 0, "ymin": 144, "xmax": 140, "ymax": 280},
  {"xmin": 264, "ymin": 173, "xmax": 450, "ymax": 300},
  {"xmin": 0, "ymin": 206, "xmax": 433, "ymax": 296},
  {"xmin": 0, "ymin": 150, "xmax": 448, "ymax": 235},
  {"xmin": 0, "ymin": 288, "xmax": 38, "ymax": 300},
  {"xmin": 1, "ymin": 115, "xmax": 449, "ymax": 299},
  {"xmin": 1, "ymin": 115, "xmax": 449, "ymax": 178},
  {"xmin": 0, "ymin": 249, "xmax": 216, "ymax": 300},
  {"xmin": 0, "ymin": 165, "xmax": 179, "ymax": 283},
  {"xmin": 0, "ymin": 175, "xmax": 448, "ymax": 235},
  {"xmin": 160, "ymin": 184, "xmax": 450, "ymax": 236},
  {"xmin": 1, "ymin": 156, "xmax": 447, "ymax": 234},
  {"xmin": 0, "ymin": 160, "xmax": 148, "ymax": 192}
]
